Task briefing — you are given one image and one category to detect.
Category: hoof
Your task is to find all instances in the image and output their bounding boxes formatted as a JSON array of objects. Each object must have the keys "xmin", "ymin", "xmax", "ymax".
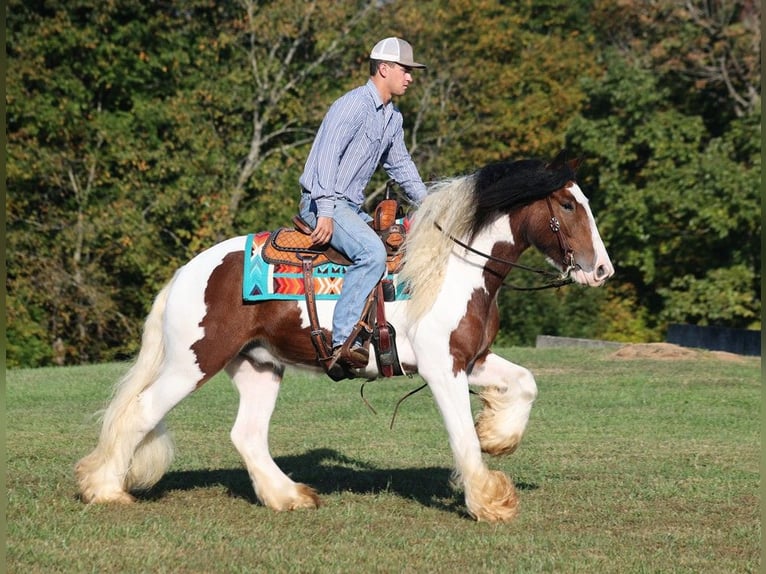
[
  {"xmin": 465, "ymin": 470, "xmax": 519, "ymax": 522},
  {"xmin": 269, "ymin": 483, "xmax": 321, "ymax": 511},
  {"xmin": 286, "ymin": 484, "xmax": 321, "ymax": 510},
  {"xmin": 477, "ymin": 427, "xmax": 521, "ymax": 457},
  {"xmin": 80, "ymin": 489, "xmax": 136, "ymax": 505}
]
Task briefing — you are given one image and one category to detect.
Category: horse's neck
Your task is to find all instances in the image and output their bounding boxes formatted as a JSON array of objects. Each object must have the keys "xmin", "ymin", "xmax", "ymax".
[{"xmin": 457, "ymin": 216, "xmax": 526, "ymax": 291}]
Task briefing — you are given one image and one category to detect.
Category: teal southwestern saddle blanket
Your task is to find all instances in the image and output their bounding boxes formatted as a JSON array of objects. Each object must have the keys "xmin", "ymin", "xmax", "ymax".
[{"xmin": 242, "ymin": 231, "xmax": 410, "ymax": 302}]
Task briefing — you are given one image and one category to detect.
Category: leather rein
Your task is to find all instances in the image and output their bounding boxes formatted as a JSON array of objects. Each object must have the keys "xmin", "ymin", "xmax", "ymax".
[{"xmin": 435, "ymin": 197, "xmax": 576, "ymax": 291}]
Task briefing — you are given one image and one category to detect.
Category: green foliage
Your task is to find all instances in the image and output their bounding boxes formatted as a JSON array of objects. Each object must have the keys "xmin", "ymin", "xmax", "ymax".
[
  {"xmin": 380, "ymin": 0, "xmax": 600, "ymax": 172},
  {"xmin": 590, "ymin": 0, "xmax": 761, "ymax": 123},
  {"xmin": 6, "ymin": 0, "xmax": 762, "ymax": 365},
  {"xmin": 566, "ymin": 52, "xmax": 760, "ymax": 332},
  {"xmin": 659, "ymin": 265, "xmax": 760, "ymax": 328},
  {"xmin": 6, "ymin": 0, "xmax": 379, "ymax": 365}
]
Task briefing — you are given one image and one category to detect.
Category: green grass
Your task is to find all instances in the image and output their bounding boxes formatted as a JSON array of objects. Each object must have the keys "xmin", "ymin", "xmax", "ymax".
[{"xmin": 6, "ymin": 347, "xmax": 761, "ymax": 573}]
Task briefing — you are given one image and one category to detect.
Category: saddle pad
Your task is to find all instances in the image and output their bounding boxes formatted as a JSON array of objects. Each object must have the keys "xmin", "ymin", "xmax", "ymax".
[{"xmin": 242, "ymin": 232, "xmax": 410, "ymax": 302}]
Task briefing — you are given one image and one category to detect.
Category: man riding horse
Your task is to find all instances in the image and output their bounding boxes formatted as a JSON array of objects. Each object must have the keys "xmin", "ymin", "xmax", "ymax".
[{"xmin": 298, "ymin": 37, "xmax": 428, "ymax": 370}]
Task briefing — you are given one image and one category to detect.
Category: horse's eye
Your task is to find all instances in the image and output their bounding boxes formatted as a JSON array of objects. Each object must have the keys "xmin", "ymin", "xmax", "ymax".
[{"xmin": 562, "ymin": 201, "xmax": 574, "ymax": 212}]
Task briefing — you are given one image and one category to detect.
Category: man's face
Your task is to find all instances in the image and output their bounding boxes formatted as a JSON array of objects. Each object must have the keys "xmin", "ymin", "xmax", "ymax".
[{"xmin": 386, "ymin": 62, "xmax": 414, "ymax": 97}]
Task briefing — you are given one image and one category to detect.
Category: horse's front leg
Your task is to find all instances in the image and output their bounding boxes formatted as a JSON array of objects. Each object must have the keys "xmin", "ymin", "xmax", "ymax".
[
  {"xmin": 469, "ymin": 351, "xmax": 538, "ymax": 456},
  {"xmin": 417, "ymin": 359, "xmax": 519, "ymax": 522}
]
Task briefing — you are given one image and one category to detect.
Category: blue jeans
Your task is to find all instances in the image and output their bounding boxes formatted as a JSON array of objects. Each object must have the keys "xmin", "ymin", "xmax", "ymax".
[{"xmin": 299, "ymin": 193, "xmax": 387, "ymax": 348}]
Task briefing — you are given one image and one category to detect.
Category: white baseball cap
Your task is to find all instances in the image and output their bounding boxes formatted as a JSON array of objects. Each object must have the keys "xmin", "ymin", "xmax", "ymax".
[{"xmin": 370, "ymin": 37, "xmax": 426, "ymax": 69}]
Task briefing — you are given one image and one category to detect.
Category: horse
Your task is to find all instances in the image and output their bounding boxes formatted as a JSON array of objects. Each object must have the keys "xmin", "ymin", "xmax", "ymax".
[{"xmin": 75, "ymin": 150, "xmax": 614, "ymax": 522}]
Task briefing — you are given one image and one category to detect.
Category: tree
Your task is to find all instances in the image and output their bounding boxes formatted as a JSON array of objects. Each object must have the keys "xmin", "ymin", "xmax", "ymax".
[
  {"xmin": 377, "ymin": 0, "xmax": 601, "ymax": 173},
  {"xmin": 7, "ymin": 0, "xmax": 193, "ymax": 364},
  {"xmin": 196, "ymin": 0, "xmax": 381, "ymax": 235},
  {"xmin": 6, "ymin": 0, "xmax": 760, "ymax": 366},
  {"xmin": 6, "ymin": 0, "xmax": 383, "ymax": 365},
  {"xmin": 566, "ymin": 53, "xmax": 760, "ymax": 334},
  {"xmin": 590, "ymin": 0, "xmax": 761, "ymax": 124}
]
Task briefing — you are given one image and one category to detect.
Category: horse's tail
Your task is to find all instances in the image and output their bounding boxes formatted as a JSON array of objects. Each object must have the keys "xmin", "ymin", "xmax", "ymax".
[{"xmin": 76, "ymin": 274, "xmax": 178, "ymax": 502}]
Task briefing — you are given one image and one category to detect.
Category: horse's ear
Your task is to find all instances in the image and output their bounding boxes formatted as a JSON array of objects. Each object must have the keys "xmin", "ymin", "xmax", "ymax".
[
  {"xmin": 567, "ymin": 156, "xmax": 583, "ymax": 171},
  {"xmin": 547, "ymin": 149, "xmax": 568, "ymax": 169}
]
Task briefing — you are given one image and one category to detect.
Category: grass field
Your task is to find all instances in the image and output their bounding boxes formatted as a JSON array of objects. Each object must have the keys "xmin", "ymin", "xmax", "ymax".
[{"xmin": 6, "ymin": 346, "xmax": 761, "ymax": 573}]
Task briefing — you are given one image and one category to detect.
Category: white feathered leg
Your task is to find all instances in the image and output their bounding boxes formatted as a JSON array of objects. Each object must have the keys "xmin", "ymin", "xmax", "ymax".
[
  {"xmin": 469, "ymin": 352, "xmax": 538, "ymax": 456},
  {"xmin": 417, "ymin": 357, "xmax": 519, "ymax": 523},
  {"xmin": 75, "ymin": 280, "xmax": 188, "ymax": 503}
]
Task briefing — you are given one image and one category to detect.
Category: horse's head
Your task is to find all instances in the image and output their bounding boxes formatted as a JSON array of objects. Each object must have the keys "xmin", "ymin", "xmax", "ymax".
[
  {"xmin": 400, "ymin": 152, "xmax": 614, "ymax": 320},
  {"xmin": 528, "ymin": 156, "xmax": 614, "ymax": 287}
]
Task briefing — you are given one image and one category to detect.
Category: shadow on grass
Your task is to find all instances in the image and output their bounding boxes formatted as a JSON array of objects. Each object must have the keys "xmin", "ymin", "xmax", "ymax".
[{"xmin": 139, "ymin": 447, "xmax": 538, "ymax": 515}]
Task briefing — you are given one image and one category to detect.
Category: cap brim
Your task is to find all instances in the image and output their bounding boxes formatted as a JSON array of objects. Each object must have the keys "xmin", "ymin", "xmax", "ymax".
[{"xmin": 391, "ymin": 59, "xmax": 426, "ymax": 69}]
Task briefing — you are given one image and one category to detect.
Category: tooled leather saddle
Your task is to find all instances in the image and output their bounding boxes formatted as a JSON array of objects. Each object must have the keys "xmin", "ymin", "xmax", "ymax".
[{"xmin": 260, "ymin": 198, "xmax": 407, "ymax": 381}]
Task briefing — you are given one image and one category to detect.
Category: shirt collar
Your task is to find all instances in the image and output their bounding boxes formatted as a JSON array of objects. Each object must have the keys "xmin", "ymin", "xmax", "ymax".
[{"xmin": 366, "ymin": 79, "xmax": 388, "ymax": 111}]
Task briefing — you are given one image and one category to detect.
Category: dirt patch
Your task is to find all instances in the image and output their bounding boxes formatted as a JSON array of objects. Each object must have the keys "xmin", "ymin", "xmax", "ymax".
[
  {"xmin": 708, "ymin": 350, "xmax": 757, "ymax": 363},
  {"xmin": 612, "ymin": 343, "xmax": 700, "ymax": 360},
  {"xmin": 612, "ymin": 343, "xmax": 757, "ymax": 363}
]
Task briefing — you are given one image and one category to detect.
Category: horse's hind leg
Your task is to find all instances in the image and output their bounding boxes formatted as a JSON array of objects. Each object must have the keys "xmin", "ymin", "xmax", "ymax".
[
  {"xmin": 226, "ymin": 356, "xmax": 320, "ymax": 511},
  {"xmin": 75, "ymin": 365, "xmax": 200, "ymax": 503},
  {"xmin": 469, "ymin": 352, "xmax": 538, "ymax": 456}
]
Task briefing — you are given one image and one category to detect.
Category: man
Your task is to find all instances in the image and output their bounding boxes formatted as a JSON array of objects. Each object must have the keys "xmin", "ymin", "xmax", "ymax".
[{"xmin": 298, "ymin": 37, "xmax": 428, "ymax": 369}]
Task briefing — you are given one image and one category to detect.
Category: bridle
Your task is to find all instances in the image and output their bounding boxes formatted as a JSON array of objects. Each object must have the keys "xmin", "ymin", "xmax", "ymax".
[
  {"xmin": 434, "ymin": 196, "xmax": 577, "ymax": 291},
  {"xmin": 545, "ymin": 196, "xmax": 576, "ymax": 272}
]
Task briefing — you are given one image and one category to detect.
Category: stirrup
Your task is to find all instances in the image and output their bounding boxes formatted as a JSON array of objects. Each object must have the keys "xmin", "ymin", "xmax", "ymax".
[{"xmin": 328, "ymin": 331, "xmax": 370, "ymax": 369}]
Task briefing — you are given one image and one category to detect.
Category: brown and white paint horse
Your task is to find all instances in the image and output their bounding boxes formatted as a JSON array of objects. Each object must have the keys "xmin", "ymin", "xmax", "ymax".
[{"xmin": 76, "ymin": 151, "xmax": 613, "ymax": 522}]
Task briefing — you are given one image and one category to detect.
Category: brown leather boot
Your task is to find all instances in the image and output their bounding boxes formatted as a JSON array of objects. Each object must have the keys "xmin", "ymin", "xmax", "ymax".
[{"xmin": 334, "ymin": 344, "xmax": 369, "ymax": 369}]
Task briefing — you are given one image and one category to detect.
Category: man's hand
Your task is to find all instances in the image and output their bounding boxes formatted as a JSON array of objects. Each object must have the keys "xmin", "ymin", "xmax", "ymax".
[{"xmin": 311, "ymin": 216, "xmax": 334, "ymax": 246}]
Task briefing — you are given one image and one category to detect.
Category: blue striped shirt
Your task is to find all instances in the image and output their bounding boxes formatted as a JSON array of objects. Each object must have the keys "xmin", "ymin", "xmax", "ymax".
[{"xmin": 299, "ymin": 79, "xmax": 427, "ymax": 218}]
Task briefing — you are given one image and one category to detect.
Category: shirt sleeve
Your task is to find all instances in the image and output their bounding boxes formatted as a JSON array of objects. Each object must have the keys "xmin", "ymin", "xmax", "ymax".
[{"xmin": 381, "ymin": 119, "xmax": 427, "ymax": 206}]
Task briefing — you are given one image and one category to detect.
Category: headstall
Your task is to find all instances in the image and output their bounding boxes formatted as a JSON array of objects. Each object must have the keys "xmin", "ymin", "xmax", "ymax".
[{"xmin": 434, "ymin": 196, "xmax": 577, "ymax": 291}]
